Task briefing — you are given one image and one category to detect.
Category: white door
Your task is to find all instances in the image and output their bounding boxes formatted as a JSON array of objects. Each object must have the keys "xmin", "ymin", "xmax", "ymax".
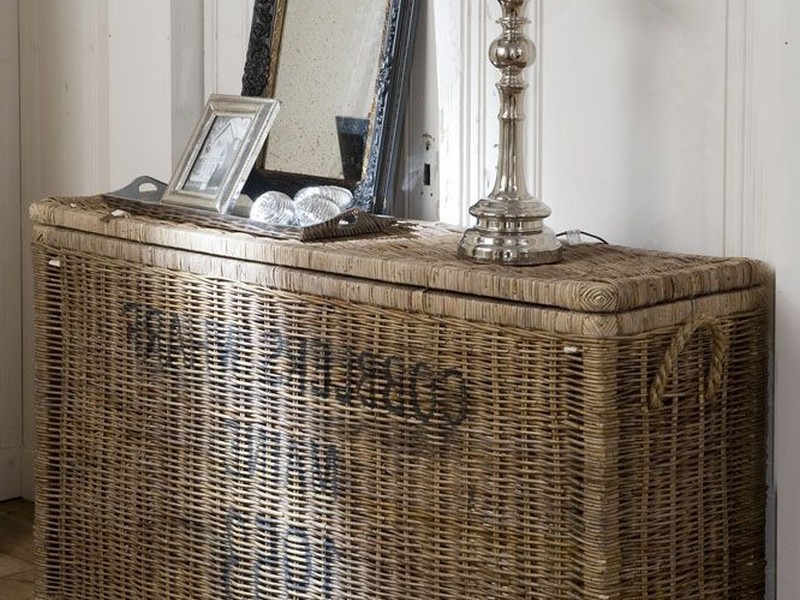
[{"xmin": 0, "ymin": 0, "xmax": 22, "ymax": 501}]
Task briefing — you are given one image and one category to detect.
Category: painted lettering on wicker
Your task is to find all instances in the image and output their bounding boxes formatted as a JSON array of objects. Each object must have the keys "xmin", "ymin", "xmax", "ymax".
[
  {"xmin": 122, "ymin": 304, "xmax": 470, "ymax": 598},
  {"xmin": 123, "ymin": 302, "xmax": 199, "ymax": 371},
  {"xmin": 122, "ymin": 303, "xmax": 469, "ymax": 428},
  {"xmin": 221, "ymin": 424, "xmax": 341, "ymax": 594},
  {"xmin": 223, "ymin": 422, "xmax": 340, "ymax": 498},
  {"xmin": 123, "ymin": 302, "xmax": 219, "ymax": 374},
  {"xmin": 224, "ymin": 510, "xmax": 338, "ymax": 597},
  {"xmin": 335, "ymin": 349, "xmax": 468, "ymax": 428}
]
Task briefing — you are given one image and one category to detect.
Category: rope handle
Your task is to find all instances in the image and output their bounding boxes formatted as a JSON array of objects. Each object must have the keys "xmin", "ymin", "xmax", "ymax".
[{"xmin": 649, "ymin": 315, "xmax": 730, "ymax": 410}]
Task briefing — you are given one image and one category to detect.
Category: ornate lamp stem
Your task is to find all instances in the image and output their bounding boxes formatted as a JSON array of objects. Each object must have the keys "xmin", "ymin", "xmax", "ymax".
[{"xmin": 458, "ymin": 0, "xmax": 561, "ymax": 265}]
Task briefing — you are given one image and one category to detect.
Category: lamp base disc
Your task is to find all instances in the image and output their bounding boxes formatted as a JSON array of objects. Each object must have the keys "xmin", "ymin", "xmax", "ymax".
[{"xmin": 458, "ymin": 227, "xmax": 563, "ymax": 266}]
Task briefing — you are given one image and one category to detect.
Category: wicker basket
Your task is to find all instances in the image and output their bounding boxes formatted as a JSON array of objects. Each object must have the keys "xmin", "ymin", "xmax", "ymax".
[{"xmin": 31, "ymin": 196, "xmax": 768, "ymax": 600}]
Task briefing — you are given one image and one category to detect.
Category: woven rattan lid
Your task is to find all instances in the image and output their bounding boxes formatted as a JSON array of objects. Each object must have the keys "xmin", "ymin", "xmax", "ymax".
[{"xmin": 30, "ymin": 196, "xmax": 765, "ymax": 314}]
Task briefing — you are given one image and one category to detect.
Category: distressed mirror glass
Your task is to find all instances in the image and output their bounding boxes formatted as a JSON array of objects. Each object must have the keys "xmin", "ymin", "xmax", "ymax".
[{"xmin": 241, "ymin": 0, "xmax": 419, "ymax": 214}]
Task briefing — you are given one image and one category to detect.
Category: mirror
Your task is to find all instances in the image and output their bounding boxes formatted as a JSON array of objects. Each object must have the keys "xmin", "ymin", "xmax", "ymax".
[{"xmin": 241, "ymin": 0, "xmax": 420, "ymax": 215}]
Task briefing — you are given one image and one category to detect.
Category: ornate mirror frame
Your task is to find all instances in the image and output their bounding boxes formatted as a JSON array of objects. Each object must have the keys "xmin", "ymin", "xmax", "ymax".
[{"xmin": 241, "ymin": 0, "xmax": 420, "ymax": 215}]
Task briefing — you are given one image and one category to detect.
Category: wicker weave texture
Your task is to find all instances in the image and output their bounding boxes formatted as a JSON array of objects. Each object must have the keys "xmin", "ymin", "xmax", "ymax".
[
  {"xmin": 32, "ymin": 234, "xmax": 767, "ymax": 600},
  {"xmin": 30, "ymin": 196, "xmax": 765, "ymax": 315}
]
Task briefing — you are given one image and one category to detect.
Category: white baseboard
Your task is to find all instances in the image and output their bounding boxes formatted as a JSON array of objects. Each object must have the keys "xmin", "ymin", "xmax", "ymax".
[{"xmin": 0, "ymin": 446, "xmax": 23, "ymax": 500}]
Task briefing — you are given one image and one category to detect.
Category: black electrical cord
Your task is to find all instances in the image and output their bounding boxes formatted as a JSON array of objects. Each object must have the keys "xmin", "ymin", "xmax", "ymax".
[{"xmin": 555, "ymin": 230, "xmax": 609, "ymax": 245}]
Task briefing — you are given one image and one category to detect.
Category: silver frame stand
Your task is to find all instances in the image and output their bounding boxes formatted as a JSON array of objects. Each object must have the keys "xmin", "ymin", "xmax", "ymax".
[{"xmin": 458, "ymin": 0, "xmax": 562, "ymax": 266}]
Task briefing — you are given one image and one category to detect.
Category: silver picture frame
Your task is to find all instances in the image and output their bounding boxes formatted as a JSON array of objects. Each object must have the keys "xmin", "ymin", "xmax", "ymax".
[{"xmin": 162, "ymin": 94, "xmax": 281, "ymax": 214}]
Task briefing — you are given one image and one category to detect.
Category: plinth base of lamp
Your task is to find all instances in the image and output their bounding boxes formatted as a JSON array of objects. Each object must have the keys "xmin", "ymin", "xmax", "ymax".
[
  {"xmin": 458, "ymin": 222, "xmax": 563, "ymax": 266},
  {"xmin": 461, "ymin": 0, "xmax": 563, "ymax": 267}
]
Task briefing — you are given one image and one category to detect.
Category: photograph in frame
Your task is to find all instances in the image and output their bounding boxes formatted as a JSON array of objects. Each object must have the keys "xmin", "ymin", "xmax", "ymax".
[{"xmin": 162, "ymin": 94, "xmax": 281, "ymax": 213}]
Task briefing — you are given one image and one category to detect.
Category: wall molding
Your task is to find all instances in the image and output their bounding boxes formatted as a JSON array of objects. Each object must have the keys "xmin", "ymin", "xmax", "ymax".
[
  {"xmin": 724, "ymin": 0, "xmax": 770, "ymax": 263},
  {"xmin": 203, "ymin": 0, "xmax": 253, "ymax": 98},
  {"xmin": 203, "ymin": 0, "xmax": 220, "ymax": 98},
  {"xmin": 723, "ymin": 0, "xmax": 750, "ymax": 258},
  {"xmin": 171, "ymin": 0, "xmax": 205, "ymax": 166},
  {"xmin": 724, "ymin": 4, "xmax": 776, "ymax": 598}
]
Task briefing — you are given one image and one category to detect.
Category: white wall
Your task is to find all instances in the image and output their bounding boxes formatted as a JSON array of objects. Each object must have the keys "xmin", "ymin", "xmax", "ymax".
[
  {"xmin": 10, "ymin": 0, "xmax": 798, "ymax": 596},
  {"xmin": 108, "ymin": 2, "xmax": 173, "ymax": 186},
  {"xmin": 542, "ymin": 0, "xmax": 729, "ymax": 255},
  {"xmin": 0, "ymin": 0, "xmax": 23, "ymax": 501}
]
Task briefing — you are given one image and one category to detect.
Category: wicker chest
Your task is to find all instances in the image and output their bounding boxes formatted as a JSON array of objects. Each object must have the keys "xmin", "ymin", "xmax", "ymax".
[{"xmin": 30, "ymin": 196, "xmax": 768, "ymax": 600}]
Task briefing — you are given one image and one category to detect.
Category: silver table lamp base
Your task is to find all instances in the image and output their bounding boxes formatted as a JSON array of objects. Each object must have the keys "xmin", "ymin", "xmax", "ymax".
[{"xmin": 458, "ymin": 0, "xmax": 562, "ymax": 266}]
